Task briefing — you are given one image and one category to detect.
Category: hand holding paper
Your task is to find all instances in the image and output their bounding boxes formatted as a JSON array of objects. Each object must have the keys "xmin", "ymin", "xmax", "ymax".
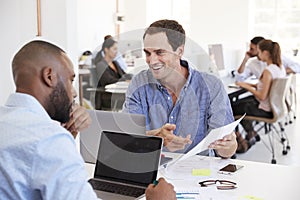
[{"xmin": 167, "ymin": 114, "xmax": 245, "ymax": 168}]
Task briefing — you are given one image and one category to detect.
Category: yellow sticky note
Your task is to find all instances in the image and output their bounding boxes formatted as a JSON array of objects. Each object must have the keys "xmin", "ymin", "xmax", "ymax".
[
  {"xmin": 192, "ymin": 169, "xmax": 211, "ymax": 176},
  {"xmin": 238, "ymin": 195, "xmax": 264, "ymax": 200}
]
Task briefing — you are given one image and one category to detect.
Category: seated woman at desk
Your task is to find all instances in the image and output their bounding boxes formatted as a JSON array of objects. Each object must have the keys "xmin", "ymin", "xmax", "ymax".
[
  {"xmin": 94, "ymin": 38, "xmax": 131, "ymax": 110},
  {"xmin": 95, "ymin": 38, "xmax": 131, "ymax": 87},
  {"xmin": 231, "ymin": 39, "xmax": 286, "ymax": 153}
]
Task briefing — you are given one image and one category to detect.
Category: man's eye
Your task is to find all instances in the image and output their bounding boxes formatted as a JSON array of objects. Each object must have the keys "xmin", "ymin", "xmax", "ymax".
[{"xmin": 156, "ymin": 50, "xmax": 163, "ymax": 55}]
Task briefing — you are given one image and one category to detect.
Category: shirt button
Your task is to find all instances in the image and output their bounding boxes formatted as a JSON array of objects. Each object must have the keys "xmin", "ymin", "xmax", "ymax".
[
  {"xmin": 171, "ymin": 116, "xmax": 174, "ymax": 119},
  {"xmin": 168, "ymin": 97, "xmax": 171, "ymax": 100}
]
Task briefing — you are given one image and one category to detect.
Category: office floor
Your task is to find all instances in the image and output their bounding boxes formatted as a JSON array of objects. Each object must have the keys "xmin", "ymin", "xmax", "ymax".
[{"xmin": 235, "ymin": 74, "xmax": 300, "ymax": 166}]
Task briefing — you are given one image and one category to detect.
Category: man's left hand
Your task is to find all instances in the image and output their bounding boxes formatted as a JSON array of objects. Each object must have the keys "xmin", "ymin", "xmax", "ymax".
[{"xmin": 208, "ymin": 132, "xmax": 237, "ymax": 158}]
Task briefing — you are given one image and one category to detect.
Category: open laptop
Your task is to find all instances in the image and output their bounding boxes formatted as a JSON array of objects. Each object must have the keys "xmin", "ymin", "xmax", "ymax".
[
  {"xmin": 80, "ymin": 110, "xmax": 146, "ymax": 164},
  {"xmin": 88, "ymin": 130, "xmax": 163, "ymax": 200}
]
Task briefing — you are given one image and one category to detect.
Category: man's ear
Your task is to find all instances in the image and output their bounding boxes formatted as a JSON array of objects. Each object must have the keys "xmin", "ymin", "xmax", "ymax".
[
  {"xmin": 176, "ymin": 45, "xmax": 184, "ymax": 57},
  {"xmin": 42, "ymin": 67, "xmax": 56, "ymax": 87}
]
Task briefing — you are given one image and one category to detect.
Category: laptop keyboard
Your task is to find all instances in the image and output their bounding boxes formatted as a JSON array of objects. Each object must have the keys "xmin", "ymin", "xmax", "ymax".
[{"xmin": 89, "ymin": 179, "xmax": 145, "ymax": 197}]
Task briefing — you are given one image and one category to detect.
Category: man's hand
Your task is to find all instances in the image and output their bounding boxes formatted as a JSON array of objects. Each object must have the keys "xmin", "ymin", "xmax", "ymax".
[
  {"xmin": 147, "ymin": 123, "xmax": 192, "ymax": 152},
  {"xmin": 62, "ymin": 104, "xmax": 91, "ymax": 138},
  {"xmin": 208, "ymin": 132, "xmax": 237, "ymax": 158},
  {"xmin": 145, "ymin": 178, "xmax": 176, "ymax": 200}
]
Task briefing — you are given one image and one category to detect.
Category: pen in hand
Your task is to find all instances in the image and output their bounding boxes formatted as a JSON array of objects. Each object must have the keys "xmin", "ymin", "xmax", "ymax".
[{"xmin": 153, "ymin": 180, "xmax": 159, "ymax": 186}]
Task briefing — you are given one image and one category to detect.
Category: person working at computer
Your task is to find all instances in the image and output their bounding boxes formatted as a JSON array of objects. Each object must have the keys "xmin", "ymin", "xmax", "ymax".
[
  {"xmin": 232, "ymin": 39, "xmax": 286, "ymax": 153},
  {"xmin": 95, "ymin": 37, "xmax": 132, "ymax": 87},
  {"xmin": 123, "ymin": 19, "xmax": 237, "ymax": 158},
  {"xmin": 0, "ymin": 40, "xmax": 176, "ymax": 200},
  {"xmin": 236, "ymin": 36, "xmax": 300, "ymax": 82},
  {"xmin": 94, "ymin": 34, "xmax": 128, "ymax": 71}
]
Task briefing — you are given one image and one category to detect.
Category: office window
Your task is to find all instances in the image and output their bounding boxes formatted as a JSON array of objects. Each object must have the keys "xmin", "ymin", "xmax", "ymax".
[{"xmin": 250, "ymin": 0, "xmax": 300, "ymax": 53}]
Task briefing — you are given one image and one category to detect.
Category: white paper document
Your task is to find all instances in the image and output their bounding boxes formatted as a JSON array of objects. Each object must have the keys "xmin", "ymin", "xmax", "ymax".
[{"xmin": 167, "ymin": 114, "xmax": 245, "ymax": 168}]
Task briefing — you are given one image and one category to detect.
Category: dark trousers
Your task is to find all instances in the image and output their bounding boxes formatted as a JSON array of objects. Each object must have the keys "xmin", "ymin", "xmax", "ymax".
[{"xmin": 231, "ymin": 96, "xmax": 273, "ymax": 132}]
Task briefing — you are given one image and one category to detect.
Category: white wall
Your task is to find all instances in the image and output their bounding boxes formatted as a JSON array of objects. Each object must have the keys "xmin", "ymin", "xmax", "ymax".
[
  {"xmin": 122, "ymin": 0, "xmax": 147, "ymax": 33},
  {"xmin": 77, "ymin": 0, "xmax": 116, "ymax": 54},
  {"xmin": 190, "ymin": 0, "xmax": 249, "ymax": 71},
  {"xmin": 0, "ymin": 0, "xmax": 36, "ymax": 105},
  {"xmin": 0, "ymin": 0, "xmax": 78, "ymax": 105}
]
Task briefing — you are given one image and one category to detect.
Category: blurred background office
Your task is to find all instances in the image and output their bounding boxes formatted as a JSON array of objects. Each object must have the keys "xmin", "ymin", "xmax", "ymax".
[{"xmin": 1, "ymin": 0, "xmax": 300, "ymax": 165}]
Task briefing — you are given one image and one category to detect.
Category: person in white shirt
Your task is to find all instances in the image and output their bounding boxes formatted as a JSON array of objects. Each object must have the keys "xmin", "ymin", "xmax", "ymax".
[
  {"xmin": 232, "ymin": 39, "xmax": 286, "ymax": 153},
  {"xmin": 236, "ymin": 36, "xmax": 300, "ymax": 82}
]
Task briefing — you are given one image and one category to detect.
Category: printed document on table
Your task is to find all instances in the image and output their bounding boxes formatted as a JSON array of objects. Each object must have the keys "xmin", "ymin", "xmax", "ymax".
[{"xmin": 167, "ymin": 114, "xmax": 245, "ymax": 168}]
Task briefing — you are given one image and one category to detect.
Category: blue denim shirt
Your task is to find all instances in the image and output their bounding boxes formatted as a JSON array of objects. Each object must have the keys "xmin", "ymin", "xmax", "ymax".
[{"xmin": 123, "ymin": 60, "xmax": 234, "ymax": 153}]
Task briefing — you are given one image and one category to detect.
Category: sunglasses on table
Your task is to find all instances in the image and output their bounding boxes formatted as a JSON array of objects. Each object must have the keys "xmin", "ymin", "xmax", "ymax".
[{"xmin": 199, "ymin": 179, "xmax": 237, "ymax": 190}]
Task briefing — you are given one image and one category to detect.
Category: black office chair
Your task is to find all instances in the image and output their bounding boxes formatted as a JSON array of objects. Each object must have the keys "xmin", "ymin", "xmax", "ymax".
[{"xmin": 86, "ymin": 67, "xmax": 125, "ymax": 111}]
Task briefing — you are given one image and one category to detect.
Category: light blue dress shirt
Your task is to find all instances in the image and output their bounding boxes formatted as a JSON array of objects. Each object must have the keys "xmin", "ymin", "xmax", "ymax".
[
  {"xmin": 0, "ymin": 93, "xmax": 98, "ymax": 200},
  {"xmin": 123, "ymin": 60, "xmax": 234, "ymax": 153}
]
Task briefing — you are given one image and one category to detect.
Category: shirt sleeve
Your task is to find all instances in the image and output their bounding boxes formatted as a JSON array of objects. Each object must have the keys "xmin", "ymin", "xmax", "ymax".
[
  {"xmin": 115, "ymin": 52, "xmax": 128, "ymax": 71},
  {"xmin": 31, "ymin": 132, "xmax": 98, "ymax": 200},
  {"xmin": 282, "ymin": 54, "xmax": 300, "ymax": 73},
  {"xmin": 235, "ymin": 66, "xmax": 252, "ymax": 81},
  {"xmin": 122, "ymin": 76, "xmax": 144, "ymax": 114},
  {"xmin": 206, "ymin": 75, "xmax": 234, "ymax": 133}
]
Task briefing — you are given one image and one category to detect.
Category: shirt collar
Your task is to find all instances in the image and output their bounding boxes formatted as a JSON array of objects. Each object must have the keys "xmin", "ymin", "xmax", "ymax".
[
  {"xmin": 148, "ymin": 59, "xmax": 193, "ymax": 91},
  {"xmin": 5, "ymin": 93, "xmax": 51, "ymax": 121}
]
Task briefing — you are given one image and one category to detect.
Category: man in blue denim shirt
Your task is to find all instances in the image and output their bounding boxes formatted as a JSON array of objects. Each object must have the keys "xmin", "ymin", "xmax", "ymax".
[{"xmin": 123, "ymin": 19, "xmax": 237, "ymax": 158}]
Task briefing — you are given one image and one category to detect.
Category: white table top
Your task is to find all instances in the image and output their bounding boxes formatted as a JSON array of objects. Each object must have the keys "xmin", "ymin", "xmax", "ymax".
[
  {"xmin": 105, "ymin": 81, "xmax": 129, "ymax": 94},
  {"xmin": 85, "ymin": 153, "xmax": 299, "ymax": 200}
]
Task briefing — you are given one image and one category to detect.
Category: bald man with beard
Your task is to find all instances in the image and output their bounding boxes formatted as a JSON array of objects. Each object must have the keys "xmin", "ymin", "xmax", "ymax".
[{"xmin": 0, "ymin": 40, "xmax": 175, "ymax": 200}]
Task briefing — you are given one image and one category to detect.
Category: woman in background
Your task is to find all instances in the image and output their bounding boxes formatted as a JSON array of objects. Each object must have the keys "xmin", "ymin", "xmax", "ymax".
[
  {"xmin": 232, "ymin": 39, "xmax": 286, "ymax": 153},
  {"xmin": 95, "ymin": 38, "xmax": 131, "ymax": 87}
]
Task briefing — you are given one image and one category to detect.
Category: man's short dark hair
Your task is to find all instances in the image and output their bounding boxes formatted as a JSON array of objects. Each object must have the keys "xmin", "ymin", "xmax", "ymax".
[
  {"xmin": 104, "ymin": 35, "xmax": 113, "ymax": 41},
  {"xmin": 12, "ymin": 40, "xmax": 65, "ymax": 77},
  {"xmin": 143, "ymin": 19, "xmax": 185, "ymax": 51},
  {"xmin": 250, "ymin": 36, "xmax": 265, "ymax": 45}
]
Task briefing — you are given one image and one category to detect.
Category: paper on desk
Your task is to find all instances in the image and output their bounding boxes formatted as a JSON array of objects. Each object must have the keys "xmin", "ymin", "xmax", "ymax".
[{"xmin": 167, "ymin": 114, "xmax": 245, "ymax": 168}]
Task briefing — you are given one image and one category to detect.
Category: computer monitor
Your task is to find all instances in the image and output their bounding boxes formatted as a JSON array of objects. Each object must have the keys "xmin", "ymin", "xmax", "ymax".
[{"xmin": 208, "ymin": 44, "xmax": 225, "ymax": 70}]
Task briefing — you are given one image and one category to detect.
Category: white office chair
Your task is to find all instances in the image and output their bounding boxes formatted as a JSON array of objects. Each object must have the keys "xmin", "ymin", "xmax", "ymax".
[
  {"xmin": 235, "ymin": 76, "xmax": 292, "ymax": 164},
  {"xmin": 285, "ymin": 73, "xmax": 297, "ymax": 125}
]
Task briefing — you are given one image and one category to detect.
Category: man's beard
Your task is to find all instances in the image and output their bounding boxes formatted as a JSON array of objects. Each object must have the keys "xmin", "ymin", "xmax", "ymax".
[{"xmin": 49, "ymin": 80, "xmax": 72, "ymax": 123}]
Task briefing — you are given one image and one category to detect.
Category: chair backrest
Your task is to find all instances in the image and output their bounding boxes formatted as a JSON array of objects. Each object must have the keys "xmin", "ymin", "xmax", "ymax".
[
  {"xmin": 88, "ymin": 67, "xmax": 98, "ymax": 88},
  {"xmin": 285, "ymin": 73, "xmax": 297, "ymax": 112},
  {"xmin": 269, "ymin": 75, "xmax": 292, "ymax": 121}
]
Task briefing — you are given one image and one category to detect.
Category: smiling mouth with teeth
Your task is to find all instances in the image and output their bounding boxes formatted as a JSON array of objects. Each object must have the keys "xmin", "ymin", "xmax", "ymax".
[{"xmin": 150, "ymin": 64, "xmax": 164, "ymax": 70}]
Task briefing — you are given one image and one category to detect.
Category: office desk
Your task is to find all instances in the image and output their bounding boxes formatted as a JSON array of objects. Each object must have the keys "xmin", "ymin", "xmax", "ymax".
[
  {"xmin": 105, "ymin": 81, "xmax": 129, "ymax": 94},
  {"xmin": 85, "ymin": 153, "xmax": 299, "ymax": 200},
  {"xmin": 221, "ymin": 75, "xmax": 254, "ymax": 104}
]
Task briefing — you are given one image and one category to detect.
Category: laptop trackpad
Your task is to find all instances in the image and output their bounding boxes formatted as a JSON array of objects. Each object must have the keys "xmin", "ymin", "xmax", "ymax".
[{"xmin": 95, "ymin": 190, "xmax": 136, "ymax": 200}]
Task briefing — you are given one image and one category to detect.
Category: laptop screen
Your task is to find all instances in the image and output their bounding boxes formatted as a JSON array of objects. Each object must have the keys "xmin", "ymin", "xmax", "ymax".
[{"xmin": 94, "ymin": 131, "xmax": 162, "ymax": 187}]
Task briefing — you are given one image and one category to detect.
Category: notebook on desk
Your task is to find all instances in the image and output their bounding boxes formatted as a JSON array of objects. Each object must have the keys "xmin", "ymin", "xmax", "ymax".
[
  {"xmin": 89, "ymin": 131, "xmax": 163, "ymax": 200},
  {"xmin": 80, "ymin": 110, "xmax": 146, "ymax": 164}
]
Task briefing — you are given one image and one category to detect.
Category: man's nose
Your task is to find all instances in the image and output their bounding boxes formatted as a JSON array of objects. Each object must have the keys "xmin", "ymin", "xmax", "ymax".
[{"xmin": 148, "ymin": 54, "xmax": 159, "ymax": 65}]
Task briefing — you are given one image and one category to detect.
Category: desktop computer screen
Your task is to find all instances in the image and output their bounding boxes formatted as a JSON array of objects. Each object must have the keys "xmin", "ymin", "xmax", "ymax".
[{"xmin": 208, "ymin": 44, "xmax": 225, "ymax": 71}]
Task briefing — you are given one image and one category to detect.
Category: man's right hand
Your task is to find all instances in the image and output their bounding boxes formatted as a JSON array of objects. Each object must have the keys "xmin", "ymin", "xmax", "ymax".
[
  {"xmin": 146, "ymin": 123, "xmax": 192, "ymax": 152},
  {"xmin": 145, "ymin": 178, "xmax": 176, "ymax": 200}
]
